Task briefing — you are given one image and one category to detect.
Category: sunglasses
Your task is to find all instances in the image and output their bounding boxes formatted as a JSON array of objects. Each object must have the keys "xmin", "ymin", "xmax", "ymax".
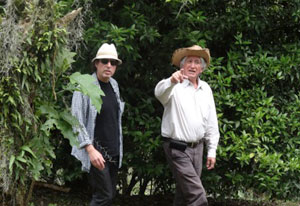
[{"xmin": 100, "ymin": 59, "xmax": 118, "ymax": 66}]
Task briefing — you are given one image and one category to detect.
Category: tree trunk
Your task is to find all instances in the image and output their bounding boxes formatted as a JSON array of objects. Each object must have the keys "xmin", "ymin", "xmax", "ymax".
[{"xmin": 125, "ymin": 172, "xmax": 139, "ymax": 195}]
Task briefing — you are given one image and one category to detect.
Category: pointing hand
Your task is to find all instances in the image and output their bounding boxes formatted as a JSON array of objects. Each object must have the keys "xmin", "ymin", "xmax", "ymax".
[{"xmin": 171, "ymin": 69, "xmax": 188, "ymax": 84}]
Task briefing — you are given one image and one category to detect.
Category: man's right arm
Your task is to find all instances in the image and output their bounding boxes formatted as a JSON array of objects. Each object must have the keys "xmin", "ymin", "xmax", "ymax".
[
  {"xmin": 71, "ymin": 91, "xmax": 106, "ymax": 170},
  {"xmin": 85, "ymin": 144, "xmax": 106, "ymax": 170},
  {"xmin": 71, "ymin": 91, "xmax": 93, "ymax": 148},
  {"xmin": 154, "ymin": 77, "xmax": 175, "ymax": 105},
  {"xmin": 155, "ymin": 69, "xmax": 187, "ymax": 105}
]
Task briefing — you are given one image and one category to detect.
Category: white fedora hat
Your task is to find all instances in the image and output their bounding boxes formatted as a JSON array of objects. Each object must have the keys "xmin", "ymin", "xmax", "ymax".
[
  {"xmin": 171, "ymin": 45, "xmax": 210, "ymax": 68},
  {"xmin": 92, "ymin": 43, "xmax": 122, "ymax": 65}
]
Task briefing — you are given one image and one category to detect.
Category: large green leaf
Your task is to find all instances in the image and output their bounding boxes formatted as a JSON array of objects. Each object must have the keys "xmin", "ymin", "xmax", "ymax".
[
  {"xmin": 54, "ymin": 47, "xmax": 76, "ymax": 74},
  {"xmin": 69, "ymin": 72, "xmax": 104, "ymax": 113},
  {"xmin": 39, "ymin": 105, "xmax": 59, "ymax": 118},
  {"xmin": 55, "ymin": 118, "xmax": 79, "ymax": 147},
  {"xmin": 39, "ymin": 104, "xmax": 80, "ymax": 147}
]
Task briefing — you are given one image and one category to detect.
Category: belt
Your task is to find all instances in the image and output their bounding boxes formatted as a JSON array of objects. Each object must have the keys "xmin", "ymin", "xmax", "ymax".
[{"xmin": 162, "ymin": 137, "xmax": 204, "ymax": 148}]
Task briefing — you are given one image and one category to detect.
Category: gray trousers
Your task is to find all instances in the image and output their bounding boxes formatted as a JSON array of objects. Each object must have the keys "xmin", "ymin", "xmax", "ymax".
[
  {"xmin": 163, "ymin": 141, "xmax": 208, "ymax": 206},
  {"xmin": 88, "ymin": 162, "xmax": 118, "ymax": 206}
]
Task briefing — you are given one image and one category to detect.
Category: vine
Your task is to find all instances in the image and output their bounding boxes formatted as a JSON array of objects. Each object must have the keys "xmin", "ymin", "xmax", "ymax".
[{"xmin": 0, "ymin": 0, "xmax": 100, "ymax": 205}]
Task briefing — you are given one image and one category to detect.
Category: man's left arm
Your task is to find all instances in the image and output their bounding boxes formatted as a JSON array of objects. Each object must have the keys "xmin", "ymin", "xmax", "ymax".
[
  {"xmin": 206, "ymin": 157, "xmax": 216, "ymax": 170},
  {"xmin": 205, "ymin": 89, "xmax": 220, "ymax": 170}
]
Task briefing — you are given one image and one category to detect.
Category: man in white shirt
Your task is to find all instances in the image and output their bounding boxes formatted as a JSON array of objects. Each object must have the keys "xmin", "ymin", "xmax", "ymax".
[{"xmin": 155, "ymin": 45, "xmax": 220, "ymax": 206}]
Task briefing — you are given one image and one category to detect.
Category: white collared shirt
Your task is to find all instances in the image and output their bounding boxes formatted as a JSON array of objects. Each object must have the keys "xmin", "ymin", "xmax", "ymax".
[{"xmin": 155, "ymin": 77, "xmax": 220, "ymax": 158}]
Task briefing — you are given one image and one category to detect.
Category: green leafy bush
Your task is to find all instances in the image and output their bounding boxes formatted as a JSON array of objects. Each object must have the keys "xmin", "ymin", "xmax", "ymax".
[
  {"xmin": 70, "ymin": 0, "xmax": 300, "ymax": 200},
  {"xmin": 202, "ymin": 36, "xmax": 300, "ymax": 199},
  {"xmin": 2, "ymin": 0, "xmax": 299, "ymax": 203},
  {"xmin": 0, "ymin": 1, "xmax": 102, "ymax": 205}
]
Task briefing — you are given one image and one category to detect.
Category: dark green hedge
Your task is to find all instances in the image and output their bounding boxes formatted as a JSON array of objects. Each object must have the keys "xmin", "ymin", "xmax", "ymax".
[{"xmin": 62, "ymin": 0, "xmax": 300, "ymax": 199}]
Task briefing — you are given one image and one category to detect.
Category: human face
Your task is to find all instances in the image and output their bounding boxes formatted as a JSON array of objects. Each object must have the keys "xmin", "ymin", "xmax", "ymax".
[
  {"xmin": 95, "ymin": 59, "xmax": 118, "ymax": 82},
  {"xmin": 182, "ymin": 56, "xmax": 204, "ymax": 82}
]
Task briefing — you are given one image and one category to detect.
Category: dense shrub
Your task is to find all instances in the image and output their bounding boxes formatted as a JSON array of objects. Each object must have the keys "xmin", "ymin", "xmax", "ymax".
[
  {"xmin": 0, "ymin": 1, "xmax": 102, "ymax": 205},
  {"xmin": 1, "ymin": 0, "xmax": 300, "ymax": 203},
  {"xmin": 72, "ymin": 0, "xmax": 300, "ymax": 199},
  {"xmin": 202, "ymin": 37, "xmax": 300, "ymax": 199}
]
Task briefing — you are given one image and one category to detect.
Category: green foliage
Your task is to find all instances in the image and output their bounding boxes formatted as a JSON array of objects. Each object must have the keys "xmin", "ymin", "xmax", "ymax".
[
  {"xmin": 120, "ymin": 98, "xmax": 171, "ymax": 195},
  {"xmin": 68, "ymin": 72, "xmax": 104, "ymax": 113},
  {"xmin": 202, "ymin": 36, "xmax": 300, "ymax": 199},
  {"xmin": 75, "ymin": 0, "xmax": 300, "ymax": 200},
  {"xmin": 2, "ymin": 0, "xmax": 299, "ymax": 203},
  {"xmin": 0, "ymin": 0, "xmax": 102, "ymax": 205},
  {"xmin": 39, "ymin": 104, "xmax": 79, "ymax": 147}
]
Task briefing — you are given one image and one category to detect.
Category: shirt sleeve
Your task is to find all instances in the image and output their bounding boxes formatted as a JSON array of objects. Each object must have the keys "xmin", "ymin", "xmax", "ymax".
[
  {"xmin": 154, "ymin": 77, "xmax": 176, "ymax": 105},
  {"xmin": 205, "ymin": 88, "xmax": 220, "ymax": 158},
  {"xmin": 71, "ymin": 91, "xmax": 93, "ymax": 148}
]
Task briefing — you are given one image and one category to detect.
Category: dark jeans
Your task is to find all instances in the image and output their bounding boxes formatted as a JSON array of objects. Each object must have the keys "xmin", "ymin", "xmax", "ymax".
[
  {"xmin": 163, "ymin": 141, "xmax": 208, "ymax": 206},
  {"xmin": 88, "ymin": 161, "xmax": 119, "ymax": 206}
]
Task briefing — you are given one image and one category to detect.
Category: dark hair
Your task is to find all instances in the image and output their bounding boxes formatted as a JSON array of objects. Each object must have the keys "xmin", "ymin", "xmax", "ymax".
[{"xmin": 91, "ymin": 59, "xmax": 99, "ymax": 72}]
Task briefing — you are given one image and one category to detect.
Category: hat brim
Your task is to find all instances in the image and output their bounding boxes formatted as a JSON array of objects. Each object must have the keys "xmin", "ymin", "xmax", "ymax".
[
  {"xmin": 92, "ymin": 55, "xmax": 122, "ymax": 65},
  {"xmin": 172, "ymin": 48, "xmax": 210, "ymax": 68}
]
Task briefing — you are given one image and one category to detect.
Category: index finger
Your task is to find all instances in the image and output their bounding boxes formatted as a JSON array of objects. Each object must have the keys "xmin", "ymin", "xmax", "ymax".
[{"xmin": 180, "ymin": 68, "xmax": 188, "ymax": 79}]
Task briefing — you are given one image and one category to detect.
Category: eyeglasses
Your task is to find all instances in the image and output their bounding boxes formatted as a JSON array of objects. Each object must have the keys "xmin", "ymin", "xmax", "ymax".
[{"xmin": 100, "ymin": 59, "xmax": 118, "ymax": 66}]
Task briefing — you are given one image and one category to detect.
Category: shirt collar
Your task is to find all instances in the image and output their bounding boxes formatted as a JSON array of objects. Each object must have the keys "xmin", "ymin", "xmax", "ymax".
[{"xmin": 182, "ymin": 77, "xmax": 203, "ymax": 90}]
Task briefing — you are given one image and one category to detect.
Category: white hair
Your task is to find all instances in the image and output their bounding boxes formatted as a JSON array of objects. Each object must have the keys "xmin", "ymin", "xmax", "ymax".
[{"xmin": 180, "ymin": 56, "xmax": 207, "ymax": 70}]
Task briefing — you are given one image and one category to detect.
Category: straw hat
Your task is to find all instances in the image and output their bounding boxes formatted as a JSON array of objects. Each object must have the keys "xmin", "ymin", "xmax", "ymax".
[
  {"xmin": 171, "ymin": 45, "xmax": 210, "ymax": 68},
  {"xmin": 92, "ymin": 43, "xmax": 122, "ymax": 65}
]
